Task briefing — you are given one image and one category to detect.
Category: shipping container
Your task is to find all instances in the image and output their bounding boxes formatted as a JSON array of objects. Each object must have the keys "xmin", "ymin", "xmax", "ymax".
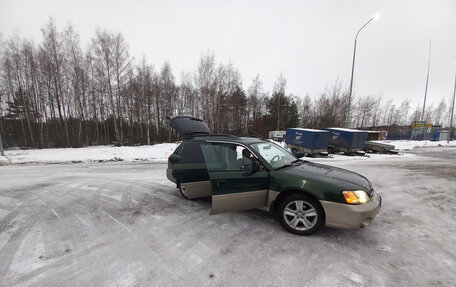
[
  {"xmin": 435, "ymin": 130, "xmax": 450, "ymax": 141},
  {"xmin": 367, "ymin": 131, "xmax": 390, "ymax": 142},
  {"xmin": 285, "ymin": 128, "xmax": 330, "ymax": 155},
  {"xmin": 367, "ymin": 131, "xmax": 380, "ymax": 141}
]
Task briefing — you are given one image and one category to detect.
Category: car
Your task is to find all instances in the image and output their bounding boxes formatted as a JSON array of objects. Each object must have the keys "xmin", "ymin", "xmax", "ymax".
[{"xmin": 166, "ymin": 116, "xmax": 382, "ymax": 235}]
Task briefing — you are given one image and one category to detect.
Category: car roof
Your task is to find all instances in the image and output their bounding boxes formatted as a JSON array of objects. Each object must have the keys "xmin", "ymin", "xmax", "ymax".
[{"xmin": 184, "ymin": 134, "xmax": 266, "ymax": 145}]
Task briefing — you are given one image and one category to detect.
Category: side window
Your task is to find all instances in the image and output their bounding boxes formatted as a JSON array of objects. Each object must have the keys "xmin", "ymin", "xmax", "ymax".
[
  {"xmin": 201, "ymin": 144, "xmax": 223, "ymax": 170},
  {"xmin": 180, "ymin": 142, "xmax": 205, "ymax": 164},
  {"xmin": 201, "ymin": 143, "xmax": 256, "ymax": 171}
]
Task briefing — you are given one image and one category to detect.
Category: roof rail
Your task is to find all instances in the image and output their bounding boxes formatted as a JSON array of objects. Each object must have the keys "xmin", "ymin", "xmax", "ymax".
[
  {"xmin": 233, "ymin": 134, "xmax": 265, "ymax": 139},
  {"xmin": 188, "ymin": 134, "xmax": 238, "ymax": 139}
]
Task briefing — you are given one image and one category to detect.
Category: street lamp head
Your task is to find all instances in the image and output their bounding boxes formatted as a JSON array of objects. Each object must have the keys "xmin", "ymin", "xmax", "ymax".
[{"xmin": 372, "ymin": 13, "xmax": 381, "ymax": 21}]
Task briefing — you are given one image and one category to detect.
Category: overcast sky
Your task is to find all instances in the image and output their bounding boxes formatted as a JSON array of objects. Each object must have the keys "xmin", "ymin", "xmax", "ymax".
[{"xmin": 1, "ymin": 0, "xmax": 455, "ymax": 109}]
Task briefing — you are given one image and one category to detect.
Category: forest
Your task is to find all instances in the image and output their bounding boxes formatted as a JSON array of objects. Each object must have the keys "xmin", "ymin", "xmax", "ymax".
[{"xmin": 0, "ymin": 19, "xmax": 454, "ymax": 148}]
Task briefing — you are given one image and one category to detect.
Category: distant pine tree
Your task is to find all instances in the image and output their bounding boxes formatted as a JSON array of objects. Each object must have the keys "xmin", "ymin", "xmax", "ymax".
[{"xmin": 287, "ymin": 100, "xmax": 299, "ymax": 128}]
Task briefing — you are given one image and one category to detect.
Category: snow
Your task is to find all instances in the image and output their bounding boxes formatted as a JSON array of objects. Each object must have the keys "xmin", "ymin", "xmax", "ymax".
[
  {"xmin": 376, "ymin": 140, "xmax": 456, "ymax": 150},
  {"xmin": 287, "ymin": 128, "xmax": 328, "ymax": 132},
  {"xmin": 326, "ymin": 127, "xmax": 366, "ymax": 132},
  {"xmin": 0, "ymin": 140, "xmax": 455, "ymax": 165},
  {"xmin": 1, "ymin": 147, "xmax": 455, "ymax": 285},
  {"xmin": 308, "ymin": 152, "xmax": 416, "ymax": 163},
  {"xmin": 0, "ymin": 143, "xmax": 179, "ymax": 164}
]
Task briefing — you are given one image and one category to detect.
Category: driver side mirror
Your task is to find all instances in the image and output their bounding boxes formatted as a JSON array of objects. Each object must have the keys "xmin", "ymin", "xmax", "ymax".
[{"xmin": 295, "ymin": 152, "xmax": 305, "ymax": 159}]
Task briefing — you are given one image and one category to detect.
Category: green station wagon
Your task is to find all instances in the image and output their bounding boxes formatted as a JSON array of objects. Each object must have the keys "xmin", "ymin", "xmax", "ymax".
[{"xmin": 166, "ymin": 116, "xmax": 382, "ymax": 235}]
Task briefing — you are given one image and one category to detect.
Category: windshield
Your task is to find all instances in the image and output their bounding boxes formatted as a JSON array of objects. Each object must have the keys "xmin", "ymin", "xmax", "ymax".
[{"xmin": 250, "ymin": 142, "xmax": 297, "ymax": 170}]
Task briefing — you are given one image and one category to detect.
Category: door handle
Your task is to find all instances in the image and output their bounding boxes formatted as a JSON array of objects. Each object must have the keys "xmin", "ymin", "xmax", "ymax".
[{"xmin": 216, "ymin": 180, "xmax": 227, "ymax": 186}]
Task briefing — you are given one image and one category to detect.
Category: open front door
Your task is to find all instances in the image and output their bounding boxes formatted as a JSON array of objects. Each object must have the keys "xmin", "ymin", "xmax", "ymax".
[{"xmin": 201, "ymin": 142, "xmax": 269, "ymax": 215}]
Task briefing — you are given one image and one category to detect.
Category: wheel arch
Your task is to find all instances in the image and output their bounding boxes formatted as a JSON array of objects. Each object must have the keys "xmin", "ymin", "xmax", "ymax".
[{"xmin": 270, "ymin": 189, "xmax": 326, "ymax": 222}]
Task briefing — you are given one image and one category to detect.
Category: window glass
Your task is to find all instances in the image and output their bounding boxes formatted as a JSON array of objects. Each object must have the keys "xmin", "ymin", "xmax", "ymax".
[
  {"xmin": 173, "ymin": 142, "xmax": 184, "ymax": 155},
  {"xmin": 180, "ymin": 142, "xmax": 205, "ymax": 164},
  {"xmin": 201, "ymin": 143, "xmax": 256, "ymax": 171},
  {"xmin": 250, "ymin": 142, "xmax": 296, "ymax": 169}
]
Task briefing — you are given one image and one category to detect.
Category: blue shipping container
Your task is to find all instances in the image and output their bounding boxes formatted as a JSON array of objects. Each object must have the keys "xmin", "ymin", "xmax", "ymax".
[
  {"xmin": 325, "ymin": 128, "xmax": 368, "ymax": 151},
  {"xmin": 285, "ymin": 128, "xmax": 330, "ymax": 152},
  {"xmin": 435, "ymin": 131, "xmax": 450, "ymax": 141}
]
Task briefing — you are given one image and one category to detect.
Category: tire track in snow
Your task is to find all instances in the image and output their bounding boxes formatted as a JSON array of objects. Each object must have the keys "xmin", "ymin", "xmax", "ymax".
[
  {"xmin": 99, "ymin": 209, "xmax": 131, "ymax": 233},
  {"xmin": 0, "ymin": 213, "xmax": 40, "ymax": 280},
  {"xmin": 6, "ymin": 242, "xmax": 107, "ymax": 287}
]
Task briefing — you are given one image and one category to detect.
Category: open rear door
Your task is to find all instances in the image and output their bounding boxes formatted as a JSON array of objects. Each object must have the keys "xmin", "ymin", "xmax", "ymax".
[
  {"xmin": 168, "ymin": 115, "xmax": 211, "ymax": 138},
  {"xmin": 201, "ymin": 142, "xmax": 269, "ymax": 215}
]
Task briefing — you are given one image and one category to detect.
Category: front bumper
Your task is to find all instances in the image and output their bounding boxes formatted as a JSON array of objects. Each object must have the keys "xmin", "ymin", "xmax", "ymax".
[{"xmin": 320, "ymin": 192, "xmax": 382, "ymax": 229}]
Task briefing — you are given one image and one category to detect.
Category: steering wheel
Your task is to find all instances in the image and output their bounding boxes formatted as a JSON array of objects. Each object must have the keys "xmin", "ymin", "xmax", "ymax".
[{"xmin": 269, "ymin": 155, "xmax": 280, "ymax": 165}]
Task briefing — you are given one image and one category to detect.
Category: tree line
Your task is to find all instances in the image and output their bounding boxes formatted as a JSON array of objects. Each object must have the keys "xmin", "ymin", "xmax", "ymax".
[{"xmin": 0, "ymin": 19, "xmax": 454, "ymax": 148}]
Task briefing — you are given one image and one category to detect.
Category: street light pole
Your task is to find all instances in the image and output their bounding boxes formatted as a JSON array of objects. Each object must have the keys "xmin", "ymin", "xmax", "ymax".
[
  {"xmin": 421, "ymin": 40, "xmax": 432, "ymax": 123},
  {"xmin": 449, "ymin": 72, "xmax": 456, "ymax": 143},
  {"xmin": 346, "ymin": 15, "xmax": 379, "ymax": 128},
  {"xmin": 421, "ymin": 40, "xmax": 432, "ymax": 143}
]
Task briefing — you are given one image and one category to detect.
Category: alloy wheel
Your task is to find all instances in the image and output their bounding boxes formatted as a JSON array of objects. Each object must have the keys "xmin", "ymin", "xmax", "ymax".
[{"xmin": 283, "ymin": 200, "xmax": 318, "ymax": 230}]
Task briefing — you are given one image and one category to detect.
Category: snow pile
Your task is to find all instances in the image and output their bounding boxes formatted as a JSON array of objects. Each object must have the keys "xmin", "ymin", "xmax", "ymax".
[
  {"xmin": 307, "ymin": 152, "xmax": 416, "ymax": 164},
  {"xmin": 0, "ymin": 143, "xmax": 179, "ymax": 164},
  {"xmin": 377, "ymin": 140, "xmax": 456, "ymax": 150},
  {"xmin": 326, "ymin": 127, "xmax": 366, "ymax": 132}
]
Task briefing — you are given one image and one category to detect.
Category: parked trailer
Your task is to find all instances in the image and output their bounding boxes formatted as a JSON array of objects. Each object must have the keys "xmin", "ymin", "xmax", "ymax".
[
  {"xmin": 325, "ymin": 128, "xmax": 368, "ymax": 154},
  {"xmin": 285, "ymin": 128, "xmax": 330, "ymax": 155},
  {"xmin": 365, "ymin": 141, "xmax": 396, "ymax": 153}
]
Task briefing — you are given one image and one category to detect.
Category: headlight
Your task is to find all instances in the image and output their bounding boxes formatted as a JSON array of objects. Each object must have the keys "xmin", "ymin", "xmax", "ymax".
[{"xmin": 342, "ymin": 190, "xmax": 370, "ymax": 204}]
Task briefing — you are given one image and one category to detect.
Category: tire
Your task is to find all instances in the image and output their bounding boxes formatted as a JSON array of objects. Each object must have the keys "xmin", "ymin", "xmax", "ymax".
[
  {"xmin": 277, "ymin": 194, "xmax": 324, "ymax": 235},
  {"xmin": 177, "ymin": 182, "xmax": 191, "ymax": 200},
  {"xmin": 327, "ymin": 147, "xmax": 334, "ymax": 154},
  {"xmin": 291, "ymin": 148, "xmax": 297, "ymax": 155}
]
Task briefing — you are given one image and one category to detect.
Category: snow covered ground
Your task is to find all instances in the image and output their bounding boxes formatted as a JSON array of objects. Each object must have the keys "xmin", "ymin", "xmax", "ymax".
[
  {"xmin": 1, "ymin": 140, "xmax": 455, "ymax": 165},
  {"xmin": 0, "ymin": 143, "xmax": 179, "ymax": 165},
  {"xmin": 371, "ymin": 139, "xmax": 456, "ymax": 150},
  {"xmin": 0, "ymin": 147, "xmax": 455, "ymax": 286}
]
